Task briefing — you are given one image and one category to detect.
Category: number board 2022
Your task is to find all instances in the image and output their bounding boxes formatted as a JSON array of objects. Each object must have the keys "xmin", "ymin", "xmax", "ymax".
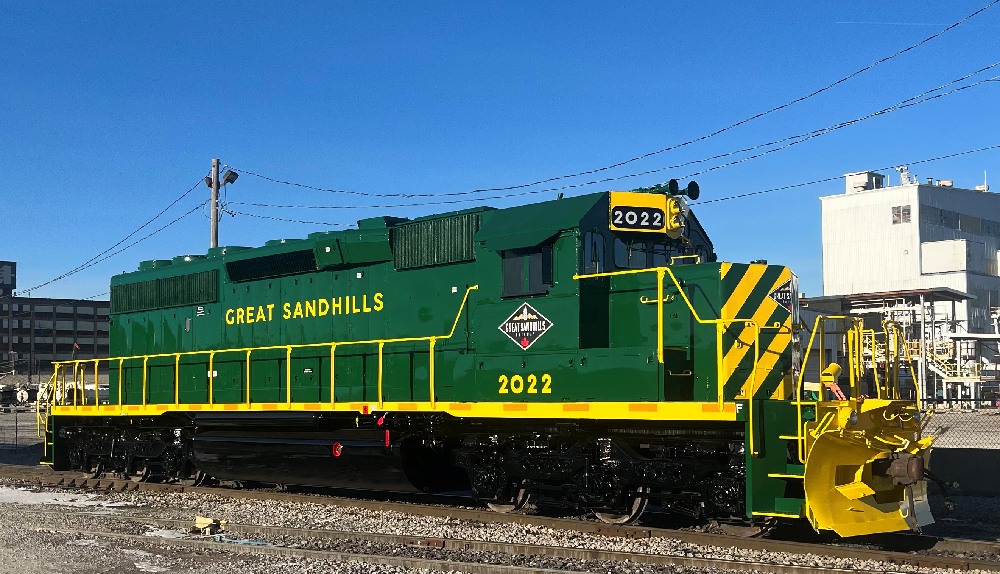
[{"xmin": 608, "ymin": 191, "xmax": 668, "ymax": 233}]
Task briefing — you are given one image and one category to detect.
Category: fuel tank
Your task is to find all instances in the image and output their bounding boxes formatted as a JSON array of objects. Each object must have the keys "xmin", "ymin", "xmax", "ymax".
[{"xmin": 190, "ymin": 412, "xmax": 418, "ymax": 491}]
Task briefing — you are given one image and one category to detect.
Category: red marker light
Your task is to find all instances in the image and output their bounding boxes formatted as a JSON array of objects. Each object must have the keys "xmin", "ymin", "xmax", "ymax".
[
  {"xmin": 332, "ymin": 442, "xmax": 343, "ymax": 457},
  {"xmin": 376, "ymin": 416, "xmax": 384, "ymax": 426}
]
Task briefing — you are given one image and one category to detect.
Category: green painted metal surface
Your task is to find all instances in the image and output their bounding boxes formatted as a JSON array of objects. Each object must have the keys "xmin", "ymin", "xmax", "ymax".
[{"xmin": 102, "ymin": 189, "xmax": 798, "ymax": 517}]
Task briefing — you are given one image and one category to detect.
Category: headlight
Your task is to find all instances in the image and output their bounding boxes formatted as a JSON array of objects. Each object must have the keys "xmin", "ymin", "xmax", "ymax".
[{"xmin": 848, "ymin": 410, "xmax": 858, "ymax": 426}]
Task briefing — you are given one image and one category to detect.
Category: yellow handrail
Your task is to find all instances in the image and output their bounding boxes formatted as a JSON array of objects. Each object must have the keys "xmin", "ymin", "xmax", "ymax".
[
  {"xmin": 794, "ymin": 314, "xmax": 864, "ymax": 463},
  {"xmin": 49, "ymin": 285, "xmax": 479, "ymax": 412},
  {"xmin": 884, "ymin": 320, "xmax": 921, "ymax": 408},
  {"xmin": 574, "ymin": 266, "xmax": 764, "ymax": 455}
]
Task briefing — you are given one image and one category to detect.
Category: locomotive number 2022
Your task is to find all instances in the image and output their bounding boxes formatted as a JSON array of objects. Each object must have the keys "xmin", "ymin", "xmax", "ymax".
[
  {"xmin": 611, "ymin": 206, "xmax": 664, "ymax": 231},
  {"xmin": 498, "ymin": 374, "xmax": 552, "ymax": 394}
]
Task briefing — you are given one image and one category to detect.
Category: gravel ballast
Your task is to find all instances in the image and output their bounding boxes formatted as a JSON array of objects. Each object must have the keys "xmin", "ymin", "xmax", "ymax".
[{"xmin": 0, "ymin": 485, "xmax": 995, "ymax": 574}]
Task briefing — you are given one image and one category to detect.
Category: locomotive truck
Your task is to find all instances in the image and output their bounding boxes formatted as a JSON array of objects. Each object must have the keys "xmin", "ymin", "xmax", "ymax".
[{"xmin": 40, "ymin": 182, "xmax": 933, "ymax": 536}]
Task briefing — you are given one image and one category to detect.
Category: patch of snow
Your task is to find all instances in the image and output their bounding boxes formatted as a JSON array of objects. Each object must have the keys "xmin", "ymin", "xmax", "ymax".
[
  {"xmin": 0, "ymin": 487, "xmax": 103, "ymax": 507},
  {"xmin": 122, "ymin": 549, "xmax": 156, "ymax": 558},
  {"xmin": 67, "ymin": 538, "xmax": 104, "ymax": 547},
  {"xmin": 143, "ymin": 527, "xmax": 188, "ymax": 540}
]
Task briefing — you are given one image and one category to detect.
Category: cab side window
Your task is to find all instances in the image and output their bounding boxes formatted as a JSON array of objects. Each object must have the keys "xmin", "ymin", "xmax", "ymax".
[
  {"xmin": 614, "ymin": 238, "xmax": 646, "ymax": 269},
  {"xmin": 502, "ymin": 246, "xmax": 553, "ymax": 298},
  {"xmin": 582, "ymin": 232, "xmax": 605, "ymax": 275}
]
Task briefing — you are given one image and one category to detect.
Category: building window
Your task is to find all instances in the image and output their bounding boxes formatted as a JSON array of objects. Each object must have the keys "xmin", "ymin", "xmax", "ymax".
[
  {"xmin": 892, "ymin": 205, "xmax": 911, "ymax": 224},
  {"xmin": 502, "ymin": 246, "xmax": 553, "ymax": 298}
]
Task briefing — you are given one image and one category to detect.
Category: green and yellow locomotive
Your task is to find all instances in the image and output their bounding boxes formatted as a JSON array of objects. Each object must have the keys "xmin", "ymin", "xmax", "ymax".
[{"xmin": 41, "ymin": 183, "xmax": 933, "ymax": 536}]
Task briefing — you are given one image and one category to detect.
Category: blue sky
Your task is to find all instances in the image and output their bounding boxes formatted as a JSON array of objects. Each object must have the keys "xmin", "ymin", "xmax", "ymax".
[{"xmin": 2, "ymin": 1, "xmax": 997, "ymax": 299}]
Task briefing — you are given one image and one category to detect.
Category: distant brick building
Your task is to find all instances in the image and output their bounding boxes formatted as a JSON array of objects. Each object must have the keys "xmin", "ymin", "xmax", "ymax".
[{"xmin": 1, "ymin": 296, "xmax": 110, "ymax": 378}]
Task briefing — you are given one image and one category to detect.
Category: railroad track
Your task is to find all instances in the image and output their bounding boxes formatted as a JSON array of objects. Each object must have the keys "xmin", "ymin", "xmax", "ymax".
[{"xmin": 2, "ymin": 463, "xmax": 998, "ymax": 573}]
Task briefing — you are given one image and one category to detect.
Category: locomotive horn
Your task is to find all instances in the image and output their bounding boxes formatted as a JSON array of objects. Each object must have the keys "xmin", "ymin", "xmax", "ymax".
[
  {"xmin": 683, "ymin": 181, "xmax": 700, "ymax": 201},
  {"xmin": 667, "ymin": 179, "xmax": 680, "ymax": 195}
]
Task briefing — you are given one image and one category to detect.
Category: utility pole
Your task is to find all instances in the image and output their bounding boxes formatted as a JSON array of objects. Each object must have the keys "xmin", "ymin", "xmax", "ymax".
[{"xmin": 210, "ymin": 158, "xmax": 220, "ymax": 248}]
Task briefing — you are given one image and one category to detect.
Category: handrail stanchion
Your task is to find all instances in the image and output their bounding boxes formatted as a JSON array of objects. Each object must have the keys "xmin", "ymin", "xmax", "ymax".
[
  {"xmin": 429, "ymin": 338, "xmax": 436, "ymax": 408},
  {"xmin": 209, "ymin": 351, "xmax": 215, "ymax": 405},
  {"xmin": 142, "ymin": 356, "xmax": 148, "ymax": 407},
  {"xmin": 749, "ymin": 322, "xmax": 760, "ymax": 457},
  {"xmin": 377, "ymin": 341, "xmax": 385, "ymax": 410},
  {"xmin": 796, "ymin": 315, "xmax": 823, "ymax": 463},
  {"xmin": 656, "ymin": 269, "xmax": 665, "ymax": 364},
  {"xmin": 846, "ymin": 328, "xmax": 855, "ymax": 399},
  {"xmin": 330, "ymin": 344, "xmax": 336, "ymax": 405},
  {"xmin": 285, "ymin": 347, "xmax": 292, "ymax": 404},
  {"xmin": 118, "ymin": 358, "xmax": 123, "ymax": 406},
  {"xmin": 73, "ymin": 363, "xmax": 79, "ymax": 408},
  {"xmin": 175, "ymin": 354, "xmax": 180, "ymax": 405},
  {"xmin": 716, "ymin": 323, "xmax": 725, "ymax": 409},
  {"xmin": 94, "ymin": 360, "xmax": 99, "ymax": 405},
  {"xmin": 245, "ymin": 350, "xmax": 252, "ymax": 407}
]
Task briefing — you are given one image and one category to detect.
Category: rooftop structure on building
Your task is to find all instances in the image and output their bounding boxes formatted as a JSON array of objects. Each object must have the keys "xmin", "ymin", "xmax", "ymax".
[{"xmin": 821, "ymin": 169, "xmax": 998, "ymax": 334}]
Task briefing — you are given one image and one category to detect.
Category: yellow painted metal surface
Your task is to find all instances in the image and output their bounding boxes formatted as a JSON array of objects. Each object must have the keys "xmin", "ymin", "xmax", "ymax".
[
  {"xmin": 802, "ymin": 400, "xmax": 933, "ymax": 537},
  {"xmin": 608, "ymin": 191, "xmax": 669, "ymax": 234},
  {"xmin": 51, "ymin": 400, "xmax": 739, "ymax": 422}
]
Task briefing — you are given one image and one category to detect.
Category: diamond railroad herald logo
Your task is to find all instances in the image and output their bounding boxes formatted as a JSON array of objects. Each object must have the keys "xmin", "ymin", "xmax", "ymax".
[
  {"xmin": 499, "ymin": 303, "xmax": 553, "ymax": 350},
  {"xmin": 768, "ymin": 279, "xmax": 793, "ymax": 312}
]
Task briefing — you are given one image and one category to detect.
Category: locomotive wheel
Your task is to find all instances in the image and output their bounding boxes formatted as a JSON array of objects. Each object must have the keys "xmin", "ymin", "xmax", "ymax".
[
  {"xmin": 486, "ymin": 487, "xmax": 530, "ymax": 514},
  {"xmin": 718, "ymin": 518, "xmax": 775, "ymax": 538},
  {"xmin": 87, "ymin": 463, "xmax": 105, "ymax": 480},
  {"xmin": 594, "ymin": 486, "xmax": 649, "ymax": 525},
  {"xmin": 128, "ymin": 465, "xmax": 151, "ymax": 483},
  {"xmin": 177, "ymin": 471, "xmax": 208, "ymax": 487}
]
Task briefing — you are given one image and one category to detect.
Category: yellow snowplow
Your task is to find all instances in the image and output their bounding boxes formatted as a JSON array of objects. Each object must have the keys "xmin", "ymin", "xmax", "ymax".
[{"xmin": 797, "ymin": 318, "xmax": 934, "ymax": 537}]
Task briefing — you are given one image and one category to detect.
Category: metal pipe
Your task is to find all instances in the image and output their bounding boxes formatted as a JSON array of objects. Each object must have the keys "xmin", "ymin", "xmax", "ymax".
[{"xmin": 919, "ymin": 293, "xmax": 927, "ymax": 409}]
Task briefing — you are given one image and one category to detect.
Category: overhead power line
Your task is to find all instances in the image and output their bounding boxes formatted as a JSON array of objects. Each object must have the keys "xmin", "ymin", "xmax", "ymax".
[
  {"xmin": 20, "ymin": 179, "xmax": 203, "ymax": 294},
  {"xmin": 228, "ymin": 1, "xmax": 998, "ymax": 199},
  {"xmin": 21, "ymin": 199, "xmax": 207, "ymax": 294},
  {"xmin": 692, "ymin": 144, "xmax": 1000, "ymax": 205},
  {"xmin": 222, "ymin": 207, "xmax": 353, "ymax": 227},
  {"xmin": 229, "ymin": 145, "xmax": 1000, "ymax": 226},
  {"xmin": 228, "ymin": 71, "xmax": 998, "ymax": 212}
]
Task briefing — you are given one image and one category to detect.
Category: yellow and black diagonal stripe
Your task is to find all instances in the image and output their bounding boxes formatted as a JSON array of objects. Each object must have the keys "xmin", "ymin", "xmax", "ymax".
[{"xmin": 718, "ymin": 263, "xmax": 793, "ymax": 401}]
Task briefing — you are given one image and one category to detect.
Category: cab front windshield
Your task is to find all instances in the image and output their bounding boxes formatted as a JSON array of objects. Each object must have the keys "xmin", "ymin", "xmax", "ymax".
[{"xmin": 613, "ymin": 237, "xmax": 692, "ymax": 269}]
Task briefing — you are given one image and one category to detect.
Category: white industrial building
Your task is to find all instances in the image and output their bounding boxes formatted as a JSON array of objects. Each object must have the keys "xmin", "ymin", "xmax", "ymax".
[{"xmin": 821, "ymin": 169, "xmax": 998, "ymax": 334}]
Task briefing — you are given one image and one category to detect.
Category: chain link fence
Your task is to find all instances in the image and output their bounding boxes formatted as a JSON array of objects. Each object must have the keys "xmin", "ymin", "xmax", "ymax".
[
  {"xmin": 0, "ymin": 408, "xmax": 43, "ymax": 466},
  {"xmin": 922, "ymin": 398, "xmax": 1000, "ymax": 450}
]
